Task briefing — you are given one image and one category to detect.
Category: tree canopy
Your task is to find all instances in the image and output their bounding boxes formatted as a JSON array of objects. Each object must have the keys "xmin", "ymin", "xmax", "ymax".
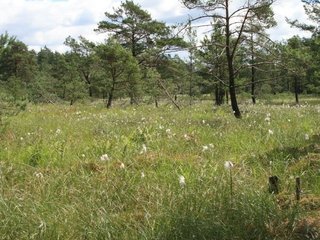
[{"xmin": 0, "ymin": 0, "xmax": 319, "ymax": 115}]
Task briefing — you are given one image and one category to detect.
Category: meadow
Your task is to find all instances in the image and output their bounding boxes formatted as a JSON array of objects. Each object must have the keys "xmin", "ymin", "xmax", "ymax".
[{"xmin": 0, "ymin": 97, "xmax": 320, "ymax": 239}]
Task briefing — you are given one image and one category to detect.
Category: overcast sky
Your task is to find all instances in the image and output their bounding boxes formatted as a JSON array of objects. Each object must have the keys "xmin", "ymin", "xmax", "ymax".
[{"xmin": 0, "ymin": 0, "xmax": 312, "ymax": 52}]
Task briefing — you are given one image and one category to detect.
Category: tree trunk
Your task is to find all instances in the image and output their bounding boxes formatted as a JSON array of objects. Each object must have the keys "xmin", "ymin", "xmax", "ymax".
[
  {"xmin": 219, "ymin": 82, "xmax": 225, "ymax": 105},
  {"xmin": 189, "ymin": 50, "xmax": 193, "ymax": 106},
  {"xmin": 225, "ymin": 1, "xmax": 241, "ymax": 118},
  {"xmin": 226, "ymin": 52, "xmax": 241, "ymax": 118},
  {"xmin": 251, "ymin": 67, "xmax": 256, "ymax": 104},
  {"xmin": 106, "ymin": 91, "xmax": 113, "ymax": 108},
  {"xmin": 84, "ymin": 73, "xmax": 93, "ymax": 97},
  {"xmin": 215, "ymin": 87, "xmax": 219, "ymax": 106},
  {"xmin": 62, "ymin": 86, "xmax": 66, "ymax": 99},
  {"xmin": 294, "ymin": 76, "xmax": 299, "ymax": 104},
  {"xmin": 229, "ymin": 80, "xmax": 241, "ymax": 118},
  {"xmin": 251, "ymin": 33, "xmax": 256, "ymax": 105},
  {"xmin": 130, "ymin": 96, "xmax": 135, "ymax": 105},
  {"xmin": 215, "ymin": 83, "xmax": 225, "ymax": 106},
  {"xmin": 88, "ymin": 85, "xmax": 93, "ymax": 98},
  {"xmin": 226, "ymin": 90, "xmax": 229, "ymax": 105},
  {"xmin": 107, "ymin": 80, "xmax": 115, "ymax": 109}
]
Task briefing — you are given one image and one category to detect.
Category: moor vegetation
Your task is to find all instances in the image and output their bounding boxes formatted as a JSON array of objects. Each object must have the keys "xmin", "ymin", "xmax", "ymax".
[{"xmin": 0, "ymin": 0, "xmax": 320, "ymax": 239}]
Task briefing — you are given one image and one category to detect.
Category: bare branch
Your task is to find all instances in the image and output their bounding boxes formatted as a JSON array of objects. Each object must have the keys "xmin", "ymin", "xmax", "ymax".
[{"xmin": 231, "ymin": 8, "xmax": 250, "ymax": 59}]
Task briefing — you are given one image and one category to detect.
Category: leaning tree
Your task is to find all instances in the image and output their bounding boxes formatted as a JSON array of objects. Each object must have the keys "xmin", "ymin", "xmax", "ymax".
[{"xmin": 181, "ymin": 0, "xmax": 276, "ymax": 118}]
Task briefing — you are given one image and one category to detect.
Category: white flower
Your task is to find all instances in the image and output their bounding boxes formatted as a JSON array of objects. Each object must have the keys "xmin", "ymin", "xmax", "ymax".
[
  {"xmin": 34, "ymin": 172, "xmax": 44, "ymax": 178},
  {"xmin": 137, "ymin": 127, "xmax": 143, "ymax": 134},
  {"xmin": 20, "ymin": 137, "xmax": 24, "ymax": 141},
  {"xmin": 304, "ymin": 134, "xmax": 310, "ymax": 140},
  {"xmin": 202, "ymin": 145, "xmax": 209, "ymax": 152},
  {"xmin": 224, "ymin": 161, "xmax": 234, "ymax": 169},
  {"xmin": 179, "ymin": 175, "xmax": 186, "ymax": 187},
  {"xmin": 184, "ymin": 134, "xmax": 191, "ymax": 141},
  {"xmin": 141, "ymin": 172, "xmax": 145, "ymax": 178},
  {"xmin": 264, "ymin": 115, "xmax": 271, "ymax": 125},
  {"xmin": 166, "ymin": 129, "xmax": 174, "ymax": 138},
  {"xmin": 100, "ymin": 154, "xmax": 110, "ymax": 161},
  {"xmin": 268, "ymin": 129, "xmax": 274, "ymax": 135},
  {"xmin": 208, "ymin": 143, "xmax": 214, "ymax": 149},
  {"xmin": 119, "ymin": 162, "xmax": 125, "ymax": 169},
  {"xmin": 140, "ymin": 144, "xmax": 147, "ymax": 154},
  {"xmin": 55, "ymin": 128, "xmax": 62, "ymax": 135}
]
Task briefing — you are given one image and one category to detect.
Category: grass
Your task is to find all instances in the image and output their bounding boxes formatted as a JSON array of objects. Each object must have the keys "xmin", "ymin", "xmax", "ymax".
[{"xmin": 0, "ymin": 98, "xmax": 320, "ymax": 239}]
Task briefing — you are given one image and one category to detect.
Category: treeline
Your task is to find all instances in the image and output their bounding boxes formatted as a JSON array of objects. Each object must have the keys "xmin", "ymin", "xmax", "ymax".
[{"xmin": 0, "ymin": 0, "xmax": 319, "ymax": 111}]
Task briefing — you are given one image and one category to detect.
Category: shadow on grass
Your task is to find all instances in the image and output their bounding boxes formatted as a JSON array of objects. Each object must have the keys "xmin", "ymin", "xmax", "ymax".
[
  {"xmin": 250, "ymin": 134, "xmax": 320, "ymax": 168},
  {"xmin": 151, "ymin": 192, "xmax": 293, "ymax": 240}
]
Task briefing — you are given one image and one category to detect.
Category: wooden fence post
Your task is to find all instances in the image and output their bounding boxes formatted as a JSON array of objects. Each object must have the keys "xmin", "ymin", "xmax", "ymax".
[
  {"xmin": 296, "ymin": 177, "xmax": 301, "ymax": 201},
  {"xmin": 269, "ymin": 176, "xmax": 279, "ymax": 194}
]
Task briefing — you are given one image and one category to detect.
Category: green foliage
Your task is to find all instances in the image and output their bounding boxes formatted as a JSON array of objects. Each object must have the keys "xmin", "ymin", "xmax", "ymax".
[
  {"xmin": 95, "ymin": 39, "xmax": 141, "ymax": 107},
  {"xmin": 65, "ymin": 78, "xmax": 88, "ymax": 105},
  {"xmin": 1, "ymin": 0, "xmax": 320, "ymax": 109},
  {"xmin": 196, "ymin": 23, "xmax": 228, "ymax": 104},
  {"xmin": 143, "ymin": 67, "xmax": 162, "ymax": 103},
  {"xmin": 28, "ymin": 73, "xmax": 60, "ymax": 103},
  {"xmin": 0, "ymin": 38, "xmax": 37, "ymax": 82},
  {"xmin": 279, "ymin": 36, "xmax": 312, "ymax": 102},
  {"xmin": 95, "ymin": 0, "xmax": 186, "ymax": 70},
  {"xmin": 96, "ymin": 0, "xmax": 169, "ymax": 58},
  {"xmin": 0, "ymin": 89, "xmax": 26, "ymax": 133},
  {"xmin": 6, "ymin": 76, "xmax": 28, "ymax": 100},
  {"xmin": 157, "ymin": 55, "xmax": 190, "ymax": 97},
  {"xmin": 64, "ymin": 36, "xmax": 97, "ymax": 97}
]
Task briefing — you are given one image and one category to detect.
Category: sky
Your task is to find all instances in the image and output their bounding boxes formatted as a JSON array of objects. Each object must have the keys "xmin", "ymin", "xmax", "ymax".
[{"xmin": 0, "ymin": 0, "xmax": 312, "ymax": 53}]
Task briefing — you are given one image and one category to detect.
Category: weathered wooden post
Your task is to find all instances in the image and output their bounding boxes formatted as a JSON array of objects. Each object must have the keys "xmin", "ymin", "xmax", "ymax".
[
  {"xmin": 269, "ymin": 176, "xmax": 279, "ymax": 194},
  {"xmin": 296, "ymin": 177, "xmax": 301, "ymax": 201}
]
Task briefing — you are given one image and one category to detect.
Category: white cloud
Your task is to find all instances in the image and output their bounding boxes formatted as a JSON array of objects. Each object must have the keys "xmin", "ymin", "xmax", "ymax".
[
  {"xmin": 141, "ymin": 0, "xmax": 189, "ymax": 21},
  {"xmin": 0, "ymin": 0, "xmax": 313, "ymax": 52},
  {"xmin": 267, "ymin": 0, "xmax": 312, "ymax": 41},
  {"xmin": 0, "ymin": 0, "xmax": 115, "ymax": 51}
]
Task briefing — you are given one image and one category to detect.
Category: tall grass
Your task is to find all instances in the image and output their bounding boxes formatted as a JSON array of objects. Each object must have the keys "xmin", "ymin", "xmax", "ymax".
[{"xmin": 0, "ymin": 100, "xmax": 319, "ymax": 239}]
